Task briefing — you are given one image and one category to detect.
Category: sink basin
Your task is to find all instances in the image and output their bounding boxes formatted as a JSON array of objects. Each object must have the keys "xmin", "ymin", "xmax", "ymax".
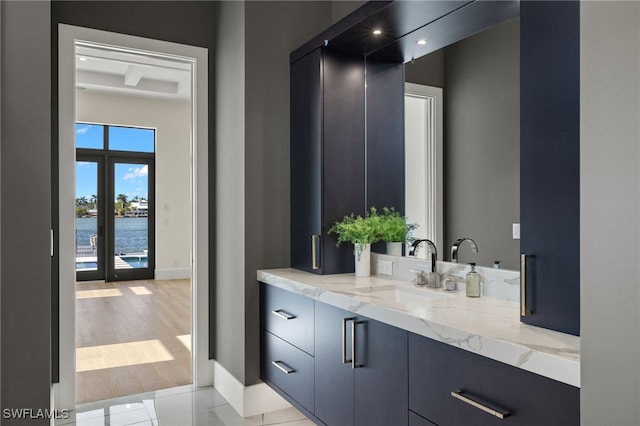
[{"xmin": 355, "ymin": 284, "xmax": 452, "ymax": 304}]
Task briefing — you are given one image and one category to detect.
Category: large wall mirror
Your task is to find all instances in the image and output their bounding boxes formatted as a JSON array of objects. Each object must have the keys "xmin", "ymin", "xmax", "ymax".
[{"xmin": 371, "ymin": 15, "xmax": 521, "ymax": 270}]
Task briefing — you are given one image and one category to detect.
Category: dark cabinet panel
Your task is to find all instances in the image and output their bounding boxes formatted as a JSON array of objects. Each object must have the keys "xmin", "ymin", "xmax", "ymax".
[
  {"xmin": 314, "ymin": 302, "xmax": 355, "ymax": 425},
  {"xmin": 290, "ymin": 47, "xmax": 365, "ymax": 274},
  {"xmin": 409, "ymin": 333, "xmax": 579, "ymax": 426},
  {"xmin": 260, "ymin": 283, "xmax": 314, "ymax": 355},
  {"xmin": 365, "ymin": 60, "xmax": 405, "ymax": 214},
  {"xmin": 354, "ymin": 317, "xmax": 408, "ymax": 426},
  {"xmin": 290, "ymin": 49, "xmax": 323, "ymax": 273},
  {"xmin": 520, "ymin": 1, "xmax": 580, "ymax": 335},
  {"xmin": 261, "ymin": 331, "xmax": 314, "ymax": 412},
  {"xmin": 409, "ymin": 411, "xmax": 437, "ymax": 426},
  {"xmin": 314, "ymin": 301, "xmax": 408, "ymax": 426}
]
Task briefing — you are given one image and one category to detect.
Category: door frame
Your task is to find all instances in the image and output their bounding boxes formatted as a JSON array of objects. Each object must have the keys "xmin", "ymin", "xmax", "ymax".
[
  {"xmin": 56, "ymin": 24, "xmax": 210, "ymax": 409},
  {"xmin": 75, "ymin": 153, "xmax": 105, "ymax": 282}
]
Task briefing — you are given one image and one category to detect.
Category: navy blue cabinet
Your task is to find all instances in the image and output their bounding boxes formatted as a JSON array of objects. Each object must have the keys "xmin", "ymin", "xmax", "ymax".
[
  {"xmin": 409, "ymin": 333, "xmax": 579, "ymax": 426},
  {"xmin": 290, "ymin": 47, "xmax": 365, "ymax": 275},
  {"xmin": 520, "ymin": 1, "xmax": 580, "ymax": 335},
  {"xmin": 314, "ymin": 302, "xmax": 408, "ymax": 426},
  {"xmin": 259, "ymin": 284, "xmax": 317, "ymax": 419}
]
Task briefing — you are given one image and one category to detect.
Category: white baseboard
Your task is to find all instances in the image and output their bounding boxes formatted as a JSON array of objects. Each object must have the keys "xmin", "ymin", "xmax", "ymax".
[
  {"xmin": 212, "ymin": 360, "xmax": 291, "ymax": 417},
  {"xmin": 154, "ymin": 268, "xmax": 191, "ymax": 280}
]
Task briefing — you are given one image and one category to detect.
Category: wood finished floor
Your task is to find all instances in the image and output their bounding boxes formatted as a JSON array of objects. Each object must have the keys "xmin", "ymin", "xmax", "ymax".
[{"xmin": 76, "ymin": 279, "xmax": 191, "ymax": 404}]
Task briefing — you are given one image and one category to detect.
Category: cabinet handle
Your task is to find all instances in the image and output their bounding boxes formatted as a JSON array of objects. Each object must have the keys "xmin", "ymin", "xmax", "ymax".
[
  {"xmin": 272, "ymin": 360, "xmax": 295, "ymax": 374},
  {"xmin": 451, "ymin": 390, "xmax": 510, "ymax": 419},
  {"xmin": 342, "ymin": 317, "xmax": 356, "ymax": 364},
  {"xmin": 521, "ymin": 254, "xmax": 533, "ymax": 316},
  {"xmin": 312, "ymin": 234, "xmax": 320, "ymax": 270},
  {"xmin": 351, "ymin": 320, "xmax": 365, "ymax": 369},
  {"xmin": 271, "ymin": 309, "xmax": 296, "ymax": 320}
]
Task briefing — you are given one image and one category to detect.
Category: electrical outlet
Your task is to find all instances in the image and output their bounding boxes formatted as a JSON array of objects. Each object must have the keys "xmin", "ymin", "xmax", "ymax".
[
  {"xmin": 378, "ymin": 260, "xmax": 393, "ymax": 276},
  {"xmin": 512, "ymin": 223, "xmax": 520, "ymax": 240}
]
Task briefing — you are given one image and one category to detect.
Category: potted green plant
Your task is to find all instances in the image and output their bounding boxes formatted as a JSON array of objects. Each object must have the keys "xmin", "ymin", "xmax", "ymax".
[
  {"xmin": 377, "ymin": 207, "xmax": 418, "ymax": 256},
  {"xmin": 329, "ymin": 208, "xmax": 379, "ymax": 277}
]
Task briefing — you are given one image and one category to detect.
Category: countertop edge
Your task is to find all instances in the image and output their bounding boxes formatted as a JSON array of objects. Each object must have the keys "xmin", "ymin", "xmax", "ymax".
[{"xmin": 257, "ymin": 269, "xmax": 580, "ymax": 388}]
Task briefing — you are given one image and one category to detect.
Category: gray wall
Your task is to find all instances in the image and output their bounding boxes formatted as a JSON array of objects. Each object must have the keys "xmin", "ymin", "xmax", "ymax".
[
  {"xmin": 444, "ymin": 17, "xmax": 520, "ymax": 269},
  {"xmin": 1, "ymin": 1, "xmax": 52, "ymax": 422},
  {"xmin": 214, "ymin": 1, "xmax": 333, "ymax": 385},
  {"xmin": 405, "ymin": 49, "xmax": 445, "ymax": 88},
  {"xmin": 213, "ymin": 0, "xmax": 246, "ymax": 385},
  {"xmin": 580, "ymin": 2, "xmax": 640, "ymax": 424},
  {"xmin": 331, "ymin": 1, "xmax": 365, "ymax": 24}
]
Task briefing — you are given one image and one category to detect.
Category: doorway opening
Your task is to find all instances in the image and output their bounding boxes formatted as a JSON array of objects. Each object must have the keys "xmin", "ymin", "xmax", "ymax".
[
  {"xmin": 74, "ymin": 43, "xmax": 189, "ymax": 404},
  {"xmin": 57, "ymin": 25, "xmax": 211, "ymax": 410}
]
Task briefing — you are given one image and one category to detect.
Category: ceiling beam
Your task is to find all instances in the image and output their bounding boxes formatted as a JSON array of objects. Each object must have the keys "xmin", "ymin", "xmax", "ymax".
[{"xmin": 124, "ymin": 65, "xmax": 145, "ymax": 87}]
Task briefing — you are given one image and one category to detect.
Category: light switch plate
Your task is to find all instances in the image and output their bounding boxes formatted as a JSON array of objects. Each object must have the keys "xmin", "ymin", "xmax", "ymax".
[
  {"xmin": 378, "ymin": 260, "xmax": 393, "ymax": 276},
  {"xmin": 512, "ymin": 223, "xmax": 520, "ymax": 240}
]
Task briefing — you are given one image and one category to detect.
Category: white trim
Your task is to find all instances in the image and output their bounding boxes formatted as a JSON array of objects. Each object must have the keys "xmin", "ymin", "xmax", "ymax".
[
  {"xmin": 56, "ymin": 24, "xmax": 210, "ymax": 410},
  {"xmin": 212, "ymin": 361, "xmax": 291, "ymax": 418},
  {"xmin": 154, "ymin": 268, "xmax": 192, "ymax": 281}
]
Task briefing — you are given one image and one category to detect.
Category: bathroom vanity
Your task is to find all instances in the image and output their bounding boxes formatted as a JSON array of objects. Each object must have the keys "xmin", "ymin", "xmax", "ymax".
[{"xmin": 258, "ymin": 268, "xmax": 579, "ymax": 426}]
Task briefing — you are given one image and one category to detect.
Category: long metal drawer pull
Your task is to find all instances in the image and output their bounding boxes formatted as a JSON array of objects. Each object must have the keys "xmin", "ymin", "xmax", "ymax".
[
  {"xmin": 521, "ymin": 254, "xmax": 532, "ymax": 316},
  {"xmin": 342, "ymin": 317, "xmax": 356, "ymax": 364},
  {"xmin": 451, "ymin": 390, "xmax": 510, "ymax": 419},
  {"xmin": 351, "ymin": 320, "xmax": 364, "ymax": 369},
  {"xmin": 312, "ymin": 235, "xmax": 320, "ymax": 270},
  {"xmin": 271, "ymin": 309, "xmax": 296, "ymax": 320},
  {"xmin": 272, "ymin": 360, "xmax": 295, "ymax": 374}
]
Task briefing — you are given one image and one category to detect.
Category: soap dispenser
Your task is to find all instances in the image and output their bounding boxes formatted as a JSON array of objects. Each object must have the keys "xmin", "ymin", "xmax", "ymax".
[{"xmin": 466, "ymin": 262, "xmax": 481, "ymax": 298}]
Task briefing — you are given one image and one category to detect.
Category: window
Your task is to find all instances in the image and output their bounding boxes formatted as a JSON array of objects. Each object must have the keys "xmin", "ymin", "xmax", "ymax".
[{"xmin": 75, "ymin": 123, "xmax": 155, "ymax": 153}]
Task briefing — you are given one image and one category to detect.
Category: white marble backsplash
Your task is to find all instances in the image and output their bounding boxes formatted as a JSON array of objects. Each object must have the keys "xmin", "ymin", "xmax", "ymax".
[{"xmin": 371, "ymin": 253, "xmax": 520, "ymax": 302}]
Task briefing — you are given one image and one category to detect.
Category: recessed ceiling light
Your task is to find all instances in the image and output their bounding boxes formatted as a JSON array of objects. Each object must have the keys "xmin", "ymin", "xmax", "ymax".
[
  {"xmin": 417, "ymin": 39, "xmax": 427, "ymax": 45},
  {"xmin": 373, "ymin": 29, "xmax": 382, "ymax": 35},
  {"xmin": 78, "ymin": 57, "xmax": 87, "ymax": 61}
]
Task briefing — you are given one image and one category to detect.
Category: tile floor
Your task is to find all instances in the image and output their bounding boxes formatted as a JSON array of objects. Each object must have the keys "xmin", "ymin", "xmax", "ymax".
[{"xmin": 56, "ymin": 385, "xmax": 314, "ymax": 426}]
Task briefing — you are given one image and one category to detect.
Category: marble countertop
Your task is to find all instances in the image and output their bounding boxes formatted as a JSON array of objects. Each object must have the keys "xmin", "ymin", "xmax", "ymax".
[{"xmin": 257, "ymin": 268, "xmax": 580, "ymax": 387}]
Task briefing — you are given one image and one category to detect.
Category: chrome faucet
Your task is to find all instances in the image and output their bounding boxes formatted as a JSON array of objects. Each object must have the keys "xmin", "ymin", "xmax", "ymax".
[
  {"xmin": 409, "ymin": 239, "xmax": 440, "ymax": 288},
  {"xmin": 450, "ymin": 237, "xmax": 478, "ymax": 263},
  {"xmin": 409, "ymin": 239, "xmax": 438, "ymax": 273}
]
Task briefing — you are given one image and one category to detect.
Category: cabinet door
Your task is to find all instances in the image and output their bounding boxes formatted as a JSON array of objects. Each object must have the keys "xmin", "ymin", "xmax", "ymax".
[
  {"xmin": 314, "ymin": 302, "xmax": 354, "ymax": 425},
  {"xmin": 321, "ymin": 48, "xmax": 366, "ymax": 274},
  {"xmin": 290, "ymin": 49, "xmax": 323, "ymax": 273},
  {"xmin": 354, "ymin": 318, "xmax": 408, "ymax": 426},
  {"xmin": 315, "ymin": 301, "xmax": 408, "ymax": 426},
  {"xmin": 520, "ymin": 1, "xmax": 580, "ymax": 335},
  {"xmin": 290, "ymin": 47, "xmax": 365, "ymax": 275}
]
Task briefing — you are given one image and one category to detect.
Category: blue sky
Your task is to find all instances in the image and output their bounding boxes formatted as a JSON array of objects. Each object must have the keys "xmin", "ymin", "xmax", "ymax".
[{"xmin": 75, "ymin": 124, "xmax": 152, "ymax": 201}]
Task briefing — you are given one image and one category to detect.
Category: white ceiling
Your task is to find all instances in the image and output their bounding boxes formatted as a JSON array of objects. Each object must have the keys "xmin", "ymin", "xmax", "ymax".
[{"xmin": 75, "ymin": 44, "xmax": 192, "ymax": 101}]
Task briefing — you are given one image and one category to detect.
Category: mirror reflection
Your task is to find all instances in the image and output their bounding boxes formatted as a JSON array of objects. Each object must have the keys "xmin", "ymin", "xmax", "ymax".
[{"xmin": 373, "ymin": 16, "xmax": 521, "ymax": 270}]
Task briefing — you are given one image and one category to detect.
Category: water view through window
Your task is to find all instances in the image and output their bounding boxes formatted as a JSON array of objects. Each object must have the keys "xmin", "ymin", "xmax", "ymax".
[{"xmin": 75, "ymin": 124, "xmax": 154, "ymax": 276}]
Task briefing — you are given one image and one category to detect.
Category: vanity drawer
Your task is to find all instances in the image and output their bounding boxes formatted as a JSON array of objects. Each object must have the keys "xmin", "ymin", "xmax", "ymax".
[
  {"xmin": 409, "ymin": 411, "xmax": 437, "ymax": 426},
  {"xmin": 408, "ymin": 333, "xmax": 579, "ymax": 426},
  {"xmin": 260, "ymin": 283, "xmax": 314, "ymax": 355},
  {"xmin": 261, "ymin": 330, "xmax": 314, "ymax": 412}
]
